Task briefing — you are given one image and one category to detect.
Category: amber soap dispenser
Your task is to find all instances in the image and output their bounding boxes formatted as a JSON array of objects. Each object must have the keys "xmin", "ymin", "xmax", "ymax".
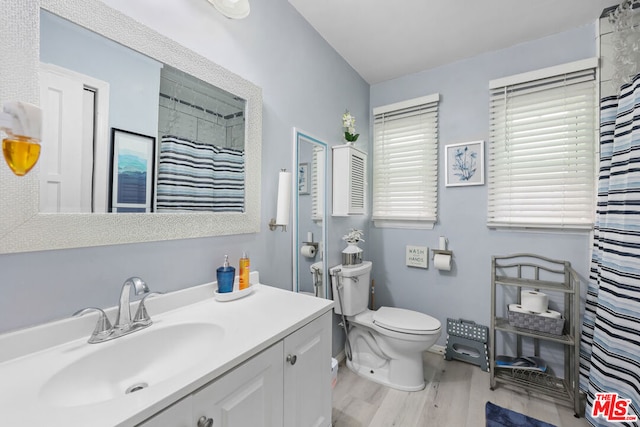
[{"xmin": 239, "ymin": 251, "xmax": 250, "ymax": 290}]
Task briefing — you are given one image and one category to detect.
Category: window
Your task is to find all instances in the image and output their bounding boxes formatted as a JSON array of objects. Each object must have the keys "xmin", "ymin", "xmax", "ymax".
[
  {"xmin": 372, "ymin": 94, "xmax": 439, "ymax": 228},
  {"xmin": 488, "ymin": 59, "xmax": 598, "ymax": 229}
]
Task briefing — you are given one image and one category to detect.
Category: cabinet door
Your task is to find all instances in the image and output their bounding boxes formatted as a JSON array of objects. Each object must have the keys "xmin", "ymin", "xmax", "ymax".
[
  {"xmin": 136, "ymin": 397, "xmax": 192, "ymax": 427},
  {"xmin": 284, "ymin": 311, "xmax": 332, "ymax": 427},
  {"xmin": 192, "ymin": 342, "xmax": 284, "ymax": 427},
  {"xmin": 332, "ymin": 145, "xmax": 367, "ymax": 216}
]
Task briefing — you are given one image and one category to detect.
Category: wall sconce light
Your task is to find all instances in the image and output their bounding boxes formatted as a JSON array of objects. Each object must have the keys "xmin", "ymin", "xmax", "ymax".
[
  {"xmin": 0, "ymin": 102, "xmax": 43, "ymax": 176},
  {"xmin": 269, "ymin": 169, "xmax": 291, "ymax": 232},
  {"xmin": 206, "ymin": 0, "xmax": 250, "ymax": 19}
]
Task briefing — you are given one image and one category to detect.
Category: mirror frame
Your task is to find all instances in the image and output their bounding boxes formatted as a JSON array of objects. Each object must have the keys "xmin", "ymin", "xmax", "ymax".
[
  {"xmin": 292, "ymin": 128, "xmax": 328, "ymax": 298},
  {"xmin": 0, "ymin": 0, "xmax": 262, "ymax": 254}
]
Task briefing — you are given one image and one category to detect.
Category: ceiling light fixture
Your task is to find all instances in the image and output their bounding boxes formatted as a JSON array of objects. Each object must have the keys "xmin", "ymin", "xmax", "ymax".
[{"xmin": 207, "ymin": 0, "xmax": 250, "ymax": 19}]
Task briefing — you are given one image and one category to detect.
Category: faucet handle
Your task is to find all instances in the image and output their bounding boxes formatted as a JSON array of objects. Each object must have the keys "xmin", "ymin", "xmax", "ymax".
[
  {"xmin": 73, "ymin": 307, "xmax": 113, "ymax": 342},
  {"xmin": 133, "ymin": 292, "xmax": 163, "ymax": 326}
]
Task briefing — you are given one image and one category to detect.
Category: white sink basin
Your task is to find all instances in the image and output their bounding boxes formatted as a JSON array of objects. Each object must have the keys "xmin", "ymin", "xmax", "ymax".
[{"xmin": 39, "ymin": 322, "xmax": 224, "ymax": 407}]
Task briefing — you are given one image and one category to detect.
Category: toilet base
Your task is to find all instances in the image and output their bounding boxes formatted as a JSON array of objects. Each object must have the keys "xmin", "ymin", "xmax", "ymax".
[{"xmin": 346, "ymin": 354, "xmax": 426, "ymax": 392}]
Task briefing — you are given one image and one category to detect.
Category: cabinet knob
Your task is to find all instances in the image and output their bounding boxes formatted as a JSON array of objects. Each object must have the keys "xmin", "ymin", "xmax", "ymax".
[
  {"xmin": 197, "ymin": 415, "xmax": 213, "ymax": 427},
  {"xmin": 286, "ymin": 354, "xmax": 297, "ymax": 365}
]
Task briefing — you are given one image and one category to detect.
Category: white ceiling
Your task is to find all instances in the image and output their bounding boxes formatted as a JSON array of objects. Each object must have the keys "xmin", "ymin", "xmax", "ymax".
[{"xmin": 287, "ymin": 0, "xmax": 615, "ymax": 84}]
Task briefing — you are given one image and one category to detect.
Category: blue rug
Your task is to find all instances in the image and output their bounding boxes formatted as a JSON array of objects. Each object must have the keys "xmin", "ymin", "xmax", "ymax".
[{"xmin": 486, "ymin": 401, "xmax": 557, "ymax": 427}]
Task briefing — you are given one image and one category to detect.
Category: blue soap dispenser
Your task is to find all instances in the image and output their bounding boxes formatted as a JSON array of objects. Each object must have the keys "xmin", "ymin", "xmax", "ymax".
[{"xmin": 216, "ymin": 255, "xmax": 235, "ymax": 293}]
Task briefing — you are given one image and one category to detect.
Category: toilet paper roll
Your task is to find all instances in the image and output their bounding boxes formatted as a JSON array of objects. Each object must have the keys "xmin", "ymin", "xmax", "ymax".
[
  {"xmin": 276, "ymin": 171, "xmax": 292, "ymax": 226},
  {"xmin": 301, "ymin": 245, "xmax": 316, "ymax": 258},
  {"xmin": 539, "ymin": 309, "xmax": 562, "ymax": 319},
  {"xmin": 509, "ymin": 304, "xmax": 562, "ymax": 319},
  {"xmin": 508, "ymin": 304, "xmax": 536, "ymax": 314},
  {"xmin": 434, "ymin": 253, "xmax": 451, "ymax": 271},
  {"xmin": 520, "ymin": 290, "xmax": 548, "ymax": 313}
]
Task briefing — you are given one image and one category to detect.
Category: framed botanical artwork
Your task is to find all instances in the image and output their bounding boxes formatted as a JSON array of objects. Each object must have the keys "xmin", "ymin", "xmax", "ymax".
[
  {"xmin": 109, "ymin": 128, "xmax": 156, "ymax": 212},
  {"xmin": 445, "ymin": 140, "xmax": 485, "ymax": 187},
  {"xmin": 298, "ymin": 162, "xmax": 309, "ymax": 195}
]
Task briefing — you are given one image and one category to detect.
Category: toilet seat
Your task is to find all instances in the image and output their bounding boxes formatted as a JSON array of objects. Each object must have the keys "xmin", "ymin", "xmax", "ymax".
[{"xmin": 373, "ymin": 307, "xmax": 440, "ymax": 335}]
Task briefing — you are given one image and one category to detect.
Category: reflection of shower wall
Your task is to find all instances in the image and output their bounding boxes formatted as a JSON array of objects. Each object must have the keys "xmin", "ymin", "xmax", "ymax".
[
  {"xmin": 226, "ymin": 116, "xmax": 245, "ymax": 150},
  {"xmin": 157, "ymin": 66, "xmax": 245, "ymax": 149},
  {"xmin": 158, "ymin": 94, "xmax": 228, "ymax": 146}
]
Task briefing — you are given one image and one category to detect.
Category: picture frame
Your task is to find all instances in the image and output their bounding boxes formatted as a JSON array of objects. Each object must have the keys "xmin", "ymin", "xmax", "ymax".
[
  {"xmin": 445, "ymin": 140, "xmax": 485, "ymax": 187},
  {"xmin": 298, "ymin": 162, "xmax": 309, "ymax": 195},
  {"xmin": 109, "ymin": 128, "xmax": 156, "ymax": 212}
]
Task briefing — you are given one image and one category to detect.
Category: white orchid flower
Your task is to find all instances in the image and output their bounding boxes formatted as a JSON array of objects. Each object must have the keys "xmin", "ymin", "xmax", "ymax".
[{"xmin": 342, "ymin": 110, "xmax": 360, "ymax": 143}]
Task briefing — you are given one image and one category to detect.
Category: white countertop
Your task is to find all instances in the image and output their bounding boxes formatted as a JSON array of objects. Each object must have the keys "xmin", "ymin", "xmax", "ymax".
[{"xmin": 0, "ymin": 277, "xmax": 334, "ymax": 426}]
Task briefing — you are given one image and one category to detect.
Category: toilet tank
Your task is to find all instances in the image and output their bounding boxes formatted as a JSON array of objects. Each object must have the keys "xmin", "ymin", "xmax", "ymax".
[{"xmin": 330, "ymin": 261, "xmax": 372, "ymax": 315}]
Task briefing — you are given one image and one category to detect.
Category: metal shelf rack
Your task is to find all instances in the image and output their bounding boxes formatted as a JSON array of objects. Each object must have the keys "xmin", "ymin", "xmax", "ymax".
[{"xmin": 490, "ymin": 253, "xmax": 583, "ymax": 417}]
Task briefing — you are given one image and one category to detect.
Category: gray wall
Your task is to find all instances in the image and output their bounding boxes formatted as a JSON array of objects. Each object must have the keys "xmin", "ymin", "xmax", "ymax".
[
  {"xmin": 368, "ymin": 23, "xmax": 596, "ymax": 365},
  {"xmin": 0, "ymin": 0, "xmax": 369, "ymax": 358}
]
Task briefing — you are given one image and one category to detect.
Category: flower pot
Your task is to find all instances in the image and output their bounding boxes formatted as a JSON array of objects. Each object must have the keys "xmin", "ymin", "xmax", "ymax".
[{"xmin": 342, "ymin": 242, "xmax": 363, "ymax": 266}]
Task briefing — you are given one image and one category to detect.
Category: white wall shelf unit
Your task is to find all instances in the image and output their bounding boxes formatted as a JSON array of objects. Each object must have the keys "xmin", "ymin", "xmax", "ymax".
[
  {"xmin": 489, "ymin": 253, "xmax": 583, "ymax": 417},
  {"xmin": 332, "ymin": 145, "xmax": 366, "ymax": 216}
]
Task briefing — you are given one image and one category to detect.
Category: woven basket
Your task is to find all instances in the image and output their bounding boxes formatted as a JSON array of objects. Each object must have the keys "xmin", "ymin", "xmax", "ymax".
[{"xmin": 507, "ymin": 308, "xmax": 565, "ymax": 336}]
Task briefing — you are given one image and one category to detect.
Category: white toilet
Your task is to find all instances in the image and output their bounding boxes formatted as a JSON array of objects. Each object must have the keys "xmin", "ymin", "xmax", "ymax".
[{"xmin": 330, "ymin": 261, "xmax": 441, "ymax": 391}]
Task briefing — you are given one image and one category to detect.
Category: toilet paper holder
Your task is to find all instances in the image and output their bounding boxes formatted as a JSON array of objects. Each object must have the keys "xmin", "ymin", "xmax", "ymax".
[
  {"xmin": 432, "ymin": 249, "xmax": 453, "ymax": 258},
  {"xmin": 433, "ymin": 236, "xmax": 452, "ymax": 259}
]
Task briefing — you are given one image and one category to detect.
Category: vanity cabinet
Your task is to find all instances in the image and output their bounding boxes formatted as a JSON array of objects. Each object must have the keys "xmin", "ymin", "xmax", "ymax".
[
  {"xmin": 192, "ymin": 342, "xmax": 284, "ymax": 427},
  {"xmin": 138, "ymin": 311, "xmax": 332, "ymax": 427},
  {"xmin": 332, "ymin": 145, "xmax": 366, "ymax": 216},
  {"xmin": 135, "ymin": 398, "xmax": 192, "ymax": 426},
  {"xmin": 283, "ymin": 310, "xmax": 332, "ymax": 427}
]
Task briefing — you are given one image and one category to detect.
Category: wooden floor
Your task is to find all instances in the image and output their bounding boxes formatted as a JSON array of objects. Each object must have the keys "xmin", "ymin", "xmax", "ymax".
[{"xmin": 331, "ymin": 351, "xmax": 590, "ymax": 427}]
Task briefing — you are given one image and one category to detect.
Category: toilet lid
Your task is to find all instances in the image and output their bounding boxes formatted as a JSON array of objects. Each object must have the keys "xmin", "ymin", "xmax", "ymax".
[{"xmin": 373, "ymin": 307, "xmax": 441, "ymax": 334}]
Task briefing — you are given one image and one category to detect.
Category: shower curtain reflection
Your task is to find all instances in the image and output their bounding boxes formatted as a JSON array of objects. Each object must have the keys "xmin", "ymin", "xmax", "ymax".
[{"xmin": 156, "ymin": 136, "xmax": 244, "ymax": 212}]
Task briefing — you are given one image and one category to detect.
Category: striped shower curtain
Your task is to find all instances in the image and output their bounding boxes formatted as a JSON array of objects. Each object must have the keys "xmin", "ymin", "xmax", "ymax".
[
  {"xmin": 156, "ymin": 135, "xmax": 245, "ymax": 212},
  {"xmin": 580, "ymin": 73, "xmax": 640, "ymax": 425}
]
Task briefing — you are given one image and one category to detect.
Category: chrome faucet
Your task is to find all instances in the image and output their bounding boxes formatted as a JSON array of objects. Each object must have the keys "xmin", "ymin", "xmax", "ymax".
[
  {"xmin": 75, "ymin": 277, "xmax": 160, "ymax": 344},
  {"xmin": 114, "ymin": 276, "xmax": 149, "ymax": 331}
]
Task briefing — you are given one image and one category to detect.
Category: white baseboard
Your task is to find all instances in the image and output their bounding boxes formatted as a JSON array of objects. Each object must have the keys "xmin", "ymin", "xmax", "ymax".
[
  {"xmin": 428, "ymin": 344, "xmax": 446, "ymax": 355},
  {"xmin": 334, "ymin": 345, "xmax": 444, "ymax": 363}
]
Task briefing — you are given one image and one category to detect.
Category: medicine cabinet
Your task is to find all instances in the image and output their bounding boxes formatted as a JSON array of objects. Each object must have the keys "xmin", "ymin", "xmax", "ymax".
[{"xmin": 332, "ymin": 145, "xmax": 366, "ymax": 216}]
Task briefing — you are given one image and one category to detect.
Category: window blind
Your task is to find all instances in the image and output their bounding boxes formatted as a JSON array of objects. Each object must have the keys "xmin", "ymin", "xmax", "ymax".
[
  {"xmin": 372, "ymin": 94, "xmax": 439, "ymax": 226},
  {"xmin": 488, "ymin": 65, "xmax": 597, "ymax": 229}
]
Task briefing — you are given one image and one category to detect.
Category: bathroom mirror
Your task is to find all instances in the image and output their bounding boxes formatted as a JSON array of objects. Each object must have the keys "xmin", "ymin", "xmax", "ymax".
[
  {"xmin": 292, "ymin": 129, "xmax": 328, "ymax": 298},
  {"xmin": 0, "ymin": 0, "xmax": 262, "ymax": 253},
  {"xmin": 39, "ymin": 10, "xmax": 247, "ymax": 214}
]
